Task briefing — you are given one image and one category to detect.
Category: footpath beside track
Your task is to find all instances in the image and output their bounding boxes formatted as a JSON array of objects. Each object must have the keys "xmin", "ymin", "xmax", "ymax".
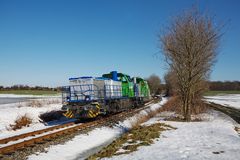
[
  {"xmin": 207, "ymin": 102, "xmax": 240, "ymax": 123},
  {"xmin": 0, "ymin": 100, "xmax": 156, "ymax": 156}
]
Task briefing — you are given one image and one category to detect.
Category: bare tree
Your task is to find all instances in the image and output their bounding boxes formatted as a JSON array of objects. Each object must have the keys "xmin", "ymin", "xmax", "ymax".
[
  {"xmin": 164, "ymin": 69, "xmax": 177, "ymax": 96},
  {"xmin": 160, "ymin": 8, "xmax": 221, "ymax": 121},
  {"xmin": 146, "ymin": 74, "xmax": 161, "ymax": 95}
]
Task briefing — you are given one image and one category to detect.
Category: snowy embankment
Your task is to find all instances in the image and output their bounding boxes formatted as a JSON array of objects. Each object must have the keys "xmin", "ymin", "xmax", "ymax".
[
  {"xmin": 205, "ymin": 94, "xmax": 240, "ymax": 109},
  {"xmin": 105, "ymin": 110, "xmax": 240, "ymax": 160},
  {"xmin": 27, "ymin": 98, "xmax": 168, "ymax": 160},
  {"xmin": 29, "ymin": 97, "xmax": 240, "ymax": 160},
  {"xmin": 0, "ymin": 94, "xmax": 62, "ymax": 139}
]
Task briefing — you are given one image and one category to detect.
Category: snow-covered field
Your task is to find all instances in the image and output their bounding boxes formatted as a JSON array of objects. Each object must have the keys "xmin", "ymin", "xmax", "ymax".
[
  {"xmin": 0, "ymin": 94, "xmax": 60, "ymax": 98},
  {"xmin": 0, "ymin": 94, "xmax": 63, "ymax": 139},
  {"xmin": 27, "ymin": 97, "xmax": 240, "ymax": 160},
  {"xmin": 1, "ymin": 95, "xmax": 240, "ymax": 160},
  {"xmin": 28, "ymin": 98, "xmax": 168, "ymax": 160},
  {"xmin": 205, "ymin": 94, "xmax": 240, "ymax": 109},
  {"xmin": 105, "ymin": 110, "xmax": 240, "ymax": 160}
]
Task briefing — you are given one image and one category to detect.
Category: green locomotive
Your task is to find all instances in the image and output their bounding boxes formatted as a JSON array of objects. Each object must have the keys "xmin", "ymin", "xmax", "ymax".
[{"xmin": 62, "ymin": 71, "xmax": 151, "ymax": 119}]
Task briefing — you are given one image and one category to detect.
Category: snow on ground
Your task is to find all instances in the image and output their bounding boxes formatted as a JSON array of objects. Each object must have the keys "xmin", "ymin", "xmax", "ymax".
[
  {"xmin": 27, "ymin": 98, "xmax": 168, "ymax": 160},
  {"xmin": 205, "ymin": 94, "xmax": 240, "ymax": 109},
  {"xmin": 5, "ymin": 95, "xmax": 238, "ymax": 160},
  {"xmin": 0, "ymin": 94, "xmax": 60, "ymax": 98},
  {"xmin": 28, "ymin": 127, "xmax": 121, "ymax": 160},
  {"xmin": 105, "ymin": 110, "xmax": 240, "ymax": 160},
  {"xmin": 0, "ymin": 96, "xmax": 63, "ymax": 139},
  {"xmin": 28, "ymin": 97, "xmax": 240, "ymax": 160}
]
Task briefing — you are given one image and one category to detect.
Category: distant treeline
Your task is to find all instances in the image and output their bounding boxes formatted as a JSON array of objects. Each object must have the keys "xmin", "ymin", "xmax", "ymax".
[
  {"xmin": 0, "ymin": 81, "xmax": 239, "ymax": 92},
  {"xmin": 209, "ymin": 81, "xmax": 240, "ymax": 91},
  {"xmin": 0, "ymin": 85, "xmax": 61, "ymax": 91}
]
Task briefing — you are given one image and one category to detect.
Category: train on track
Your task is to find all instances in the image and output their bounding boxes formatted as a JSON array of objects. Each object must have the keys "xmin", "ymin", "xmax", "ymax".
[{"xmin": 62, "ymin": 71, "xmax": 151, "ymax": 119}]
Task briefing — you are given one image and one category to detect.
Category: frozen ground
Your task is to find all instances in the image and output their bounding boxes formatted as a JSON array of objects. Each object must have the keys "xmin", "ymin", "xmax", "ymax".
[
  {"xmin": 0, "ymin": 94, "xmax": 60, "ymax": 98},
  {"xmin": 27, "ymin": 98, "xmax": 168, "ymax": 160},
  {"xmin": 28, "ymin": 97, "xmax": 240, "ymax": 160},
  {"xmin": 0, "ymin": 94, "xmax": 63, "ymax": 139},
  {"xmin": 104, "ymin": 110, "xmax": 240, "ymax": 160},
  {"xmin": 205, "ymin": 94, "xmax": 240, "ymax": 109},
  {"xmin": 2, "ymin": 95, "xmax": 240, "ymax": 160}
]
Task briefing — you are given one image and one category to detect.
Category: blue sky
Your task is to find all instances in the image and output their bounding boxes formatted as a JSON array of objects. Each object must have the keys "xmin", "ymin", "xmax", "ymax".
[{"xmin": 0, "ymin": 0, "xmax": 240, "ymax": 87}]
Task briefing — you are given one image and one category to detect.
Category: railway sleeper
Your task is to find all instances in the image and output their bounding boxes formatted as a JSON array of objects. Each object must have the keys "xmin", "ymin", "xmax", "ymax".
[
  {"xmin": 34, "ymin": 138, "xmax": 44, "ymax": 144},
  {"xmin": 14, "ymin": 142, "xmax": 25, "ymax": 150},
  {"xmin": 42, "ymin": 135, "xmax": 51, "ymax": 141},
  {"xmin": 0, "ymin": 146, "xmax": 15, "ymax": 155},
  {"xmin": 0, "ymin": 139, "xmax": 9, "ymax": 144},
  {"xmin": 24, "ymin": 140, "xmax": 35, "ymax": 147}
]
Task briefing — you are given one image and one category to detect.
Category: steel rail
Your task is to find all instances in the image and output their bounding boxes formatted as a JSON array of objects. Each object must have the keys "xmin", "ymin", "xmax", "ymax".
[{"xmin": 0, "ymin": 121, "xmax": 76, "ymax": 144}]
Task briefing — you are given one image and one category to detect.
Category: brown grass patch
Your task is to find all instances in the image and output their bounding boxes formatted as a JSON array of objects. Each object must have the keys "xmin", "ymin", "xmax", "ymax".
[
  {"xmin": 157, "ymin": 96, "xmax": 208, "ymax": 115},
  {"xmin": 164, "ymin": 115, "xmax": 203, "ymax": 122},
  {"xmin": 26, "ymin": 99, "xmax": 61, "ymax": 108},
  {"xmin": 87, "ymin": 102, "xmax": 178, "ymax": 159},
  {"xmin": 191, "ymin": 101, "xmax": 208, "ymax": 115},
  {"xmin": 26, "ymin": 100, "xmax": 43, "ymax": 107},
  {"xmin": 157, "ymin": 96, "xmax": 181, "ymax": 113},
  {"xmin": 130, "ymin": 107, "xmax": 165, "ymax": 128},
  {"xmin": 17, "ymin": 103, "xmax": 23, "ymax": 108},
  {"xmin": 44, "ymin": 99, "xmax": 61, "ymax": 105},
  {"xmin": 87, "ymin": 123, "xmax": 175, "ymax": 160},
  {"xmin": 9, "ymin": 114, "xmax": 32, "ymax": 131},
  {"xmin": 235, "ymin": 127, "xmax": 240, "ymax": 135},
  {"xmin": 130, "ymin": 98, "xmax": 185, "ymax": 127}
]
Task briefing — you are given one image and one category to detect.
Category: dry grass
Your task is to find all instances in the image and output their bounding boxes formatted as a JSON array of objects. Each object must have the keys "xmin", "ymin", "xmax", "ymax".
[
  {"xmin": 44, "ymin": 99, "xmax": 61, "ymax": 105},
  {"xmin": 154, "ymin": 96, "xmax": 207, "ymax": 121},
  {"xmin": 130, "ymin": 98, "xmax": 182, "ymax": 128},
  {"xmin": 164, "ymin": 115, "xmax": 203, "ymax": 122},
  {"xmin": 24, "ymin": 99, "xmax": 61, "ymax": 108},
  {"xmin": 235, "ymin": 127, "xmax": 240, "ymax": 135},
  {"xmin": 191, "ymin": 100, "xmax": 208, "ymax": 115},
  {"xmin": 87, "ymin": 99, "xmax": 180, "ymax": 159},
  {"xmin": 131, "ymin": 110, "xmax": 158, "ymax": 128},
  {"xmin": 39, "ymin": 110, "xmax": 64, "ymax": 122},
  {"xmin": 9, "ymin": 114, "xmax": 32, "ymax": 131},
  {"xmin": 88, "ymin": 97, "xmax": 208, "ymax": 159},
  {"xmin": 157, "ymin": 96, "xmax": 208, "ymax": 115},
  {"xmin": 158, "ymin": 96, "xmax": 182, "ymax": 114},
  {"xmin": 17, "ymin": 103, "xmax": 23, "ymax": 108},
  {"xmin": 87, "ymin": 123, "xmax": 175, "ymax": 160},
  {"xmin": 26, "ymin": 100, "xmax": 43, "ymax": 107}
]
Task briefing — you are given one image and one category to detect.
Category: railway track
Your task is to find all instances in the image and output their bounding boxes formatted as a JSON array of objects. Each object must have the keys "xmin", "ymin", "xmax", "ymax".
[
  {"xmin": 0, "ymin": 100, "xmax": 156, "ymax": 156},
  {"xmin": 0, "ymin": 121, "xmax": 76, "ymax": 145},
  {"xmin": 206, "ymin": 102, "xmax": 240, "ymax": 123}
]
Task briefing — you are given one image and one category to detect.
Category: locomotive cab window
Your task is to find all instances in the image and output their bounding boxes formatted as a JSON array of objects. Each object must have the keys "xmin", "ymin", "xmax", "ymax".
[
  {"xmin": 120, "ymin": 76, "xmax": 126, "ymax": 82},
  {"xmin": 126, "ymin": 76, "xmax": 132, "ymax": 82}
]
